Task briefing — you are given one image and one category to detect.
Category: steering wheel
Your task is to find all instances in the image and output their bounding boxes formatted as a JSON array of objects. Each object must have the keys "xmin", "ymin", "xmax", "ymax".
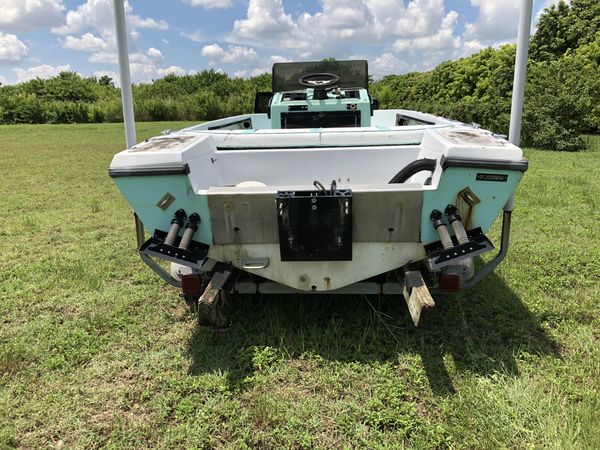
[{"xmin": 299, "ymin": 73, "xmax": 340, "ymax": 89}]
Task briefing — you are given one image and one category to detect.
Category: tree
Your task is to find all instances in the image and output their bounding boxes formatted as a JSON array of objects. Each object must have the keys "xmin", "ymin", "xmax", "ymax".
[
  {"xmin": 531, "ymin": 0, "xmax": 600, "ymax": 61},
  {"xmin": 98, "ymin": 75, "xmax": 114, "ymax": 87},
  {"xmin": 41, "ymin": 71, "xmax": 98, "ymax": 103}
]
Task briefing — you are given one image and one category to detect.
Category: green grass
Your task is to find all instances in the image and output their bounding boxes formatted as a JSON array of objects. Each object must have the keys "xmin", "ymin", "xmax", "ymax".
[{"xmin": 0, "ymin": 123, "xmax": 599, "ymax": 449}]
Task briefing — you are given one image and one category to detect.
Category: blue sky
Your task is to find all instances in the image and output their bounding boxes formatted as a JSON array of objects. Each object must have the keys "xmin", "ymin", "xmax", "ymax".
[{"xmin": 0, "ymin": 0, "xmax": 556, "ymax": 85}]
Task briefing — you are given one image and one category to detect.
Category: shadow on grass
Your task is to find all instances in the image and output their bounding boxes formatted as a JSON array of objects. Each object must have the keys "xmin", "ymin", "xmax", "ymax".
[{"xmin": 188, "ymin": 271, "xmax": 560, "ymax": 395}]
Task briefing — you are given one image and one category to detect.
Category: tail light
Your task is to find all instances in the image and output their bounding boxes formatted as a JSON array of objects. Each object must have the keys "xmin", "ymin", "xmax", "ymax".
[
  {"xmin": 439, "ymin": 273, "xmax": 461, "ymax": 293},
  {"xmin": 181, "ymin": 274, "xmax": 202, "ymax": 295}
]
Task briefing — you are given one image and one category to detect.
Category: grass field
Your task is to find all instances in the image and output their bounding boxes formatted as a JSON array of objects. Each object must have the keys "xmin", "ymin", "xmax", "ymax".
[{"xmin": 0, "ymin": 123, "xmax": 599, "ymax": 449}]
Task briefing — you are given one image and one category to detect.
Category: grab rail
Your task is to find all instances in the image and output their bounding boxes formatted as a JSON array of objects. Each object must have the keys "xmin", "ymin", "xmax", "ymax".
[{"xmin": 388, "ymin": 158, "xmax": 437, "ymax": 184}]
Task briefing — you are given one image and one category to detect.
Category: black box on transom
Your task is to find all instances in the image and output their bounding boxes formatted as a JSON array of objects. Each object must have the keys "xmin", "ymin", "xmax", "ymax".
[{"xmin": 276, "ymin": 188, "xmax": 352, "ymax": 261}]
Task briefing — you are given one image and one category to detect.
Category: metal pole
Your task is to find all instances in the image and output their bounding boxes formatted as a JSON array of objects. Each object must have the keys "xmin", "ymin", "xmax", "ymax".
[
  {"xmin": 113, "ymin": 0, "xmax": 136, "ymax": 148},
  {"xmin": 505, "ymin": 0, "xmax": 533, "ymax": 211},
  {"xmin": 509, "ymin": 0, "xmax": 533, "ymax": 147}
]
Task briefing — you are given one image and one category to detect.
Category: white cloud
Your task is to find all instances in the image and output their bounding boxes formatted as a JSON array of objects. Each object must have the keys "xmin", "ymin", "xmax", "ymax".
[
  {"xmin": 157, "ymin": 65, "xmax": 190, "ymax": 77},
  {"xmin": 250, "ymin": 68, "xmax": 267, "ymax": 77},
  {"xmin": 56, "ymin": 0, "xmax": 169, "ymax": 77},
  {"xmin": 63, "ymin": 33, "xmax": 107, "ymax": 52},
  {"xmin": 146, "ymin": 47, "xmax": 164, "ymax": 63},
  {"xmin": 53, "ymin": 0, "xmax": 116, "ymax": 35},
  {"xmin": 113, "ymin": 63, "xmax": 197, "ymax": 84},
  {"xmin": 0, "ymin": 32, "xmax": 29, "ymax": 64},
  {"xmin": 371, "ymin": 0, "xmax": 447, "ymax": 38},
  {"xmin": 246, "ymin": 54, "xmax": 291, "ymax": 77},
  {"xmin": 393, "ymin": 11, "xmax": 460, "ymax": 54},
  {"xmin": 230, "ymin": 46, "xmax": 259, "ymax": 63},
  {"xmin": 0, "ymin": 75, "xmax": 9, "ymax": 85},
  {"xmin": 0, "ymin": 0, "xmax": 65, "ymax": 33},
  {"xmin": 127, "ymin": 15, "xmax": 168, "ymax": 31},
  {"xmin": 464, "ymin": 0, "xmax": 555, "ymax": 46},
  {"xmin": 182, "ymin": 0, "xmax": 233, "ymax": 9},
  {"xmin": 201, "ymin": 44, "xmax": 224, "ymax": 59},
  {"xmin": 201, "ymin": 44, "xmax": 259, "ymax": 64},
  {"xmin": 53, "ymin": 0, "xmax": 167, "ymax": 35},
  {"xmin": 87, "ymin": 47, "xmax": 164, "ymax": 65},
  {"xmin": 129, "ymin": 62, "xmax": 160, "ymax": 82},
  {"xmin": 93, "ymin": 66, "xmax": 192, "ymax": 86},
  {"xmin": 7, "ymin": 0, "xmax": 550, "ymax": 84},
  {"xmin": 268, "ymin": 55, "xmax": 292, "ymax": 65},
  {"xmin": 13, "ymin": 64, "xmax": 71, "ymax": 82},
  {"xmin": 129, "ymin": 50, "xmax": 158, "ymax": 65},
  {"xmin": 235, "ymin": 56, "xmax": 291, "ymax": 78},
  {"xmin": 371, "ymin": 52, "xmax": 410, "ymax": 76},
  {"xmin": 87, "ymin": 51, "xmax": 117, "ymax": 64},
  {"xmin": 230, "ymin": 0, "xmax": 449, "ymax": 57},
  {"xmin": 464, "ymin": 0, "xmax": 520, "ymax": 42},
  {"xmin": 181, "ymin": 30, "xmax": 205, "ymax": 43},
  {"xmin": 228, "ymin": 0, "xmax": 488, "ymax": 75},
  {"xmin": 233, "ymin": 0, "xmax": 296, "ymax": 42},
  {"xmin": 374, "ymin": 11, "xmax": 485, "ymax": 75}
]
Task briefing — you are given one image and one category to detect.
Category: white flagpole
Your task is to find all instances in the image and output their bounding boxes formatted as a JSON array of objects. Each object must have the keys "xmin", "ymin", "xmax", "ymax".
[
  {"xmin": 505, "ymin": 0, "xmax": 533, "ymax": 211},
  {"xmin": 113, "ymin": 0, "xmax": 137, "ymax": 148},
  {"xmin": 509, "ymin": 0, "xmax": 534, "ymax": 147}
]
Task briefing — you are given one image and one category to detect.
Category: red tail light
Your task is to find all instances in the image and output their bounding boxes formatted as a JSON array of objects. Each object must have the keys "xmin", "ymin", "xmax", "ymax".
[
  {"xmin": 181, "ymin": 274, "xmax": 202, "ymax": 294},
  {"xmin": 440, "ymin": 273, "xmax": 461, "ymax": 293}
]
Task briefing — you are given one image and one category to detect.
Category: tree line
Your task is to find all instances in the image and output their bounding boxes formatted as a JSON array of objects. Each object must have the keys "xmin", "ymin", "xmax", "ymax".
[
  {"xmin": 0, "ymin": 0, "xmax": 598, "ymax": 151},
  {"xmin": 370, "ymin": 0, "xmax": 600, "ymax": 151},
  {"xmin": 0, "ymin": 70, "xmax": 271, "ymax": 126}
]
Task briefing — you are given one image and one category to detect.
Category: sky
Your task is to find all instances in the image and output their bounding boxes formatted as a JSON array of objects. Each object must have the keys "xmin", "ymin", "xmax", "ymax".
[{"xmin": 0, "ymin": 0, "xmax": 558, "ymax": 85}]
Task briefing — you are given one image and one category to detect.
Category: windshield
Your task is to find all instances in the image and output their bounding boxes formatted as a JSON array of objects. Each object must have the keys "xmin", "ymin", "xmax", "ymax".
[{"xmin": 272, "ymin": 60, "xmax": 368, "ymax": 92}]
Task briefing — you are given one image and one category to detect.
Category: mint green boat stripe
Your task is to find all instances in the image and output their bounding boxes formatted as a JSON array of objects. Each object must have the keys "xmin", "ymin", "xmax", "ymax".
[
  {"xmin": 421, "ymin": 167, "xmax": 523, "ymax": 244},
  {"xmin": 113, "ymin": 175, "xmax": 213, "ymax": 246}
]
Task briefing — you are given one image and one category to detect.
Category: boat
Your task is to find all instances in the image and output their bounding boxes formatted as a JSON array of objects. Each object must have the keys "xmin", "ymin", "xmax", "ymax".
[{"xmin": 109, "ymin": 59, "xmax": 528, "ymax": 326}]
